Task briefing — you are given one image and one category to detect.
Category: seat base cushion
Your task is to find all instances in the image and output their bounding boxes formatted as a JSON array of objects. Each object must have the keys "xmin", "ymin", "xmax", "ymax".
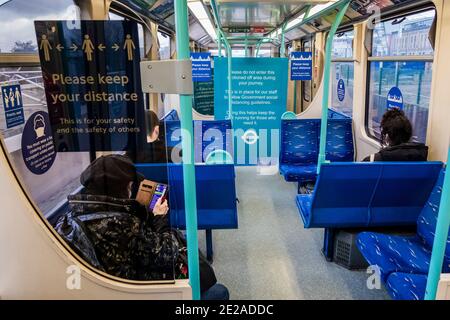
[
  {"xmin": 386, "ymin": 272, "xmax": 427, "ymax": 300},
  {"xmin": 280, "ymin": 164, "xmax": 317, "ymax": 182},
  {"xmin": 356, "ymin": 232, "xmax": 431, "ymax": 281}
]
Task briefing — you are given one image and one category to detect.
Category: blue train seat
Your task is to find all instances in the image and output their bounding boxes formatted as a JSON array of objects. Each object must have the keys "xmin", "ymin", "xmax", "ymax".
[
  {"xmin": 135, "ymin": 163, "xmax": 237, "ymax": 230},
  {"xmin": 386, "ymin": 273, "xmax": 428, "ymax": 300},
  {"xmin": 328, "ymin": 108, "xmax": 351, "ymax": 120},
  {"xmin": 135, "ymin": 162, "xmax": 238, "ymax": 262},
  {"xmin": 162, "ymin": 120, "xmax": 233, "ymax": 163},
  {"xmin": 160, "ymin": 109, "xmax": 179, "ymax": 121},
  {"xmin": 356, "ymin": 169, "xmax": 450, "ymax": 300},
  {"xmin": 296, "ymin": 162, "xmax": 443, "ymax": 228},
  {"xmin": 279, "ymin": 119, "xmax": 354, "ymax": 182}
]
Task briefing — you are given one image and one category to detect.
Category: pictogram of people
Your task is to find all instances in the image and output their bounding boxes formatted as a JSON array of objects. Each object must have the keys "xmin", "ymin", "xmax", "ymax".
[
  {"xmin": 9, "ymin": 88, "xmax": 15, "ymax": 107},
  {"xmin": 3, "ymin": 89, "xmax": 9, "ymax": 108},
  {"xmin": 15, "ymin": 87, "xmax": 21, "ymax": 106},
  {"xmin": 39, "ymin": 34, "xmax": 52, "ymax": 62},
  {"xmin": 82, "ymin": 34, "xmax": 95, "ymax": 62},
  {"xmin": 123, "ymin": 34, "xmax": 136, "ymax": 61}
]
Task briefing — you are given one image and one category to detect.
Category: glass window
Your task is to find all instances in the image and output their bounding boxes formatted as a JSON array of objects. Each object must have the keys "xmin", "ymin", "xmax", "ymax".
[
  {"xmin": 0, "ymin": 1, "xmax": 178, "ymax": 282},
  {"xmin": 331, "ymin": 63, "xmax": 354, "ymax": 117},
  {"xmin": 372, "ymin": 10, "xmax": 435, "ymax": 57},
  {"xmin": 158, "ymin": 31, "xmax": 170, "ymax": 60},
  {"xmin": 331, "ymin": 30, "xmax": 354, "ymax": 117},
  {"xmin": 332, "ymin": 30, "xmax": 354, "ymax": 59},
  {"xmin": 366, "ymin": 9, "xmax": 436, "ymax": 144},
  {"xmin": 0, "ymin": 0, "xmax": 79, "ymax": 53}
]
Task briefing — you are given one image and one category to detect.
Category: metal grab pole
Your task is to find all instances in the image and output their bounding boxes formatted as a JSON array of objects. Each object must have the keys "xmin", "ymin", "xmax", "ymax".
[
  {"xmin": 174, "ymin": 0, "xmax": 201, "ymax": 300},
  {"xmin": 425, "ymin": 147, "xmax": 450, "ymax": 300},
  {"xmin": 317, "ymin": 0, "xmax": 351, "ymax": 174}
]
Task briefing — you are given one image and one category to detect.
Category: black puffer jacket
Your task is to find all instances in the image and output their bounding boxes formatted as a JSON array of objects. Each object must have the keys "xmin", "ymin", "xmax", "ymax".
[
  {"xmin": 363, "ymin": 142, "xmax": 428, "ymax": 162},
  {"xmin": 55, "ymin": 194, "xmax": 179, "ymax": 281}
]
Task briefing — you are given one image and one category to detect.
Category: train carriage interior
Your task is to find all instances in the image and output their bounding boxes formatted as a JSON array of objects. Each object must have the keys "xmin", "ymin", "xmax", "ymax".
[{"xmin": 0, "ymin": 0, "xmax": 449, "ymax": 301}]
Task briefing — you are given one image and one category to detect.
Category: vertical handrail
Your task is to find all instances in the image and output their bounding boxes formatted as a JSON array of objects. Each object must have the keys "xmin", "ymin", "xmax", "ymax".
[
  {"xmin": 217, "ymin": 29, "xmax": 222, "ymax": 57},
  {"xmin": 317, "ymin": 0, "xmax": 351, "ymax": 174},
  {"xmin": 280, "ymin": 22, "xmax": 287, "ymax": 57},
  {"xmin": 174, "ymin": 0, "xmax": 200, "ymax": 300},
  {"xmin": 210, "ymin": 0, "xmax": 233, "ymax": 120},
  {"xmin": 425, "ymin": 148, "xmax": 450, "ymax": 300}
]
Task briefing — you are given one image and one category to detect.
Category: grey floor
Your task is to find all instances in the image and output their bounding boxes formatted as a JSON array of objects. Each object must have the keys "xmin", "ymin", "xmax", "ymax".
[{"xmin": 199, "ymin": 166, "xmax": 390, "ymax": 300}]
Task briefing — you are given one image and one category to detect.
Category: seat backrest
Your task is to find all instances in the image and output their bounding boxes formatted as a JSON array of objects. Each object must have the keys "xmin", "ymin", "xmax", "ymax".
[
  {"xmin": 195, "ymin": 120, "xmax": 233, "ymax": 163},
  {"xmin": 308, "ymin": 162, "xmax": 443, "ymax": 227},
  {"xmin": 161, "ymin": 120, "xmax": 233, "ymax": 163},
  {"xmin": 160, "ymin": 109, "xmax": 179, "ymax": 122},
  {"xmin": 135, "ymin": 163, "xmax": 238, "ymax": 230},
  {"xmin": 280, "ymin": 119, "xmax": 319, "ymax": 165},
  {"xmin": 326, "ymin": 119, "xmax": 354, "ymax": 162},
  {"xmin": 417, "ymin": 168, "xmax": 450, "ymax": 259},
  {"xmin": 280, "ymin": 119, "xmax": 354, "ymax": 166}
]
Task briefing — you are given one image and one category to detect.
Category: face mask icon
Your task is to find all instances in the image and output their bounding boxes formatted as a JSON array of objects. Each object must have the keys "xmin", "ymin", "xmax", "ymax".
[{"xmin": 34, "ymin": 114, "xmax": 46, "ymax": 139}]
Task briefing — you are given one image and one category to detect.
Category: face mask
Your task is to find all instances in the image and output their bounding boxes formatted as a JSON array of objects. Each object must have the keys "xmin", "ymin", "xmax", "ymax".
[{"xmin": 33, "ymin": 114, "xmax": 46, "ymax": 139}]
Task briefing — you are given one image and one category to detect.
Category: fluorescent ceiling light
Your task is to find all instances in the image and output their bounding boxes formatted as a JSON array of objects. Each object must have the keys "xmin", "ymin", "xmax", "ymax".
[
  {"xmin": 269, "ymin": 1, "xmax": 337, "ymax": 38},
  {"xmin": 286, "ymin": 13, "xmax": 305, "ymax": 30},
  {"xmin": 309, "ymin": 1, "xmax": 336, "ymax": 17},
  {"xmin": 188, "ymin": 0, "xmax": 217, "ymax": 41}
]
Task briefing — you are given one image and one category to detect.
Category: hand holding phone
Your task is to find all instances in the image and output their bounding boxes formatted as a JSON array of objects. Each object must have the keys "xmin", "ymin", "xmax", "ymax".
[{"xmin": 153, "ymin": 196, "xmax": 169, "ymax": 216}]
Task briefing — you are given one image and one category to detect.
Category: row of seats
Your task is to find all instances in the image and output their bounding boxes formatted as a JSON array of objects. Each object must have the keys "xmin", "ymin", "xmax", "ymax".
[
  {"xmin": 296, "ymin": 162, "xmax": 443, "ymax": 228},
  {"xmin": 135, "ymin": 163, "xmax": 238, "ymax": 230},
  {"xmin": 279, "ymin": 118, "xmax": 354, "ymax": 182},
  {"xmin": 357, "ymin": 169, "xmax": 450, "ymax": 300},
  {"xmin": 162, "ymin": 119, "xmax": 233, "ymax": 163}
]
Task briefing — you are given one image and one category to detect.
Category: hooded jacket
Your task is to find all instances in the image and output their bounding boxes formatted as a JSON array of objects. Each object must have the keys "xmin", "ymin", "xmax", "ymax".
[
  {"xmin": 55, "ymin": 194, "xmax": 179, "ymax": 281},
  {"xmin": 363, "ymin": 142, "xmax": 429, "ymax": 162}
]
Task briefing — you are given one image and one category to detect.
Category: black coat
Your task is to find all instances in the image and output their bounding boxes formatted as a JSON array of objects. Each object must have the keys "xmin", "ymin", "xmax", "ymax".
[{"xmin": 363, "ymin": 142, "xmax": 428, "ymax": 162}]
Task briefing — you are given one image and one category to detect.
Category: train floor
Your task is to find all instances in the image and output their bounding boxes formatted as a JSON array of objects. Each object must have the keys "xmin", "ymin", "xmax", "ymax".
[{"xmin": 199, "ymin": 166, "xmax": 391, "ymax": 300}]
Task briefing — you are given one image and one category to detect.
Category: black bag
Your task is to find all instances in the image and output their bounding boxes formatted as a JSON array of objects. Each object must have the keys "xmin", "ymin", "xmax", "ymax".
[{"xmin": 173, "ymin": 230, "xmax": 217, "ymax": 292}]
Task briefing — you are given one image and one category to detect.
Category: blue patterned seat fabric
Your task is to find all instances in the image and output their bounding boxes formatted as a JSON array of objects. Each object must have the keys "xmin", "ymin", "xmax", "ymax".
[
  {"xmin": 357, "ymin": 169, "xmax": 450, "ymax": 300},
  {"xmin": 296, "ymin": 194, "xmax": 313, "ymax": 226},
  {"xmin": 386, "ymin": 273, "xmax": 428, "ymax": 300},
  {"xmin": 280, "ymin": 119, "xmax": 354, "ymax": 182},
  {"xmin": 163, "ymin": 120, "xmax": 233, "ymax": 163}
]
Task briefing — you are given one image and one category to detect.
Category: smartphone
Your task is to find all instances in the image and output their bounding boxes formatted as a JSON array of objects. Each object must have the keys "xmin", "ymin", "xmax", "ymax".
[{"xmin": 149, "ymin": 183, "xmax": 168, "ymax": 211}]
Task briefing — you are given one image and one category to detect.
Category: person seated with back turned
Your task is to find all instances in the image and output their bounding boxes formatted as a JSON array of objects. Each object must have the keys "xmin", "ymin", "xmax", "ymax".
[
  {"xmin": 363, "ymin": 109, "xmax": 428, "ymax": 162},
  {"xmin": 55, "ymin": 154, "xmax": 229, "ymax": 300},
  {"xmin": 127, "ymin": 110, "xmax": 181, "ymax": 164}
]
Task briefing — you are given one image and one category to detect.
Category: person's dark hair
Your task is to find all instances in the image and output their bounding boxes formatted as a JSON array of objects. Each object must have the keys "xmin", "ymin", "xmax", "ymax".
[
  {"xmin": 380, "ymin": 109, "xmax": 412, "ymax": 147},
  {"xmin": 146, "ymin": 110, "xmax": 160, "ymax": 134}
]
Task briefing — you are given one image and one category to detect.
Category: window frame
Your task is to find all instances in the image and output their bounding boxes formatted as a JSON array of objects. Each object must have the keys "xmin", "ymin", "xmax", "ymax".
[
  {"xmin": 364, "ymin": 6, "xmax": 436, "ymax": 144},
  {"xmin": 330, "ymin": 27, "xmax": 355, "ymax": 117}
]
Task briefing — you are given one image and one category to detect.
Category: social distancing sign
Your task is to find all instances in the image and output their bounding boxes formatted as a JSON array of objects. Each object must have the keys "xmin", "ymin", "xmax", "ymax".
[
  {"xmin": 2, "ymin": 84, "xmax": 25, "ymax": 129},
  {"xmin": 34, "ymin": 20, "xmax": 145, "ymax": 152}
]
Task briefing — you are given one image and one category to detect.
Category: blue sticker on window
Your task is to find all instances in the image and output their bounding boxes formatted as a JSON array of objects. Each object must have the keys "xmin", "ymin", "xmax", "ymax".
[
  {"xmin": 190, "ymin": 52, "xmax": 212, "ymax": 82},
  {"xmin": 290, "ymin": 52, "xmax": 312, "ymax": 81},
  {"xmin": 387, "ymin": 87, "xmax": 404, "ymax": 110},
  {"xmin": 337, "ymin": 79, "xmax": 345, "ymax": 102},
  {"xmin": 21, "ymin": 111, "xmax": 56, "ymax": 175},
  {"xmin": 2, "ymin": 84, "xmax": 25, "ymax": 129}
]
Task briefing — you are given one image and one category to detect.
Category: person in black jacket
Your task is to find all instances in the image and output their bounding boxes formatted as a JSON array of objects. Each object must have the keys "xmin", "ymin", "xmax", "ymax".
[
  {"xmin": 127, "ymin": 110, "xmax": 181, "ymax": 164},
  {"xmin": 363, "ymin": 109, "xmax": 428, "ymax": 162},
  {"xmin": 55, "ymin": 155, "xmax": 228, "ymax": 299}
]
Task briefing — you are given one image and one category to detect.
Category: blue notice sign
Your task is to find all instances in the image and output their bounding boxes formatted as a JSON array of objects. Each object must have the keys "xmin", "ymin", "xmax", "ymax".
[
  {"xmin": 387, "ymin": 87, "xmax": 404, "ymax": 110},
  {"xmin": 2, "ymin": 84, "xmax": 25, "ymax": 128},
  {"xmin": 191, "ymin": 52, "xmax": 212, "ymax": 82},
  {"xmin": 21, "ymin": 111, "xmax": 56, "ymax": 175},
  {"xmin": 290, "ymin": 52, "xmax": 312, "ymax": 81},
  {"xmin": 337, "ymin": 79, "xmax": 346, "ymax": 102}
]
